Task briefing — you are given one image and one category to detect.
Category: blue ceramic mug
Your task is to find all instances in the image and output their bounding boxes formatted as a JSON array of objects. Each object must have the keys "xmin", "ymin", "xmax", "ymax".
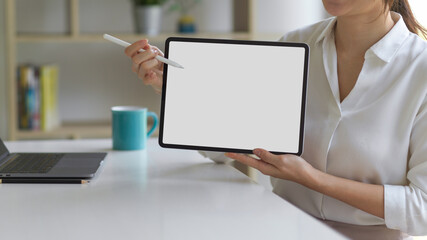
[{"xmin": 112, "ymin": 106, "xmax": 158, "ymax": 150}]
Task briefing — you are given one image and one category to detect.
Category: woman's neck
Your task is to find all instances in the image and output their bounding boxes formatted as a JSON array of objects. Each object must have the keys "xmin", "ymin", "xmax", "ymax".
[{"xmin": 335, "ymin": 11, "xmax": 396, "ymax": 56}]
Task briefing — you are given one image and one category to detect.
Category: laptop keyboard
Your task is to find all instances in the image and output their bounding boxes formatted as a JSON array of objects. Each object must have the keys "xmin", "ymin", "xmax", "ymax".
[{"xmin": 0, "ymin": 153, "xmax": 64, "ymax": 174}]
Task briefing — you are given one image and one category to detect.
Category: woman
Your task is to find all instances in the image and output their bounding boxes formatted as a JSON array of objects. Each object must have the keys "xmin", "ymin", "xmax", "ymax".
[{"xmin": 125, "ymin": 0, "xmax": 427, "ymax": 238}]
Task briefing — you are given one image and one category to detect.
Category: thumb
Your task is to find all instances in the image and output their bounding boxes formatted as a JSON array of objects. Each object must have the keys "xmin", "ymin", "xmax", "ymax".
[{"xmin": 253, "ymin": 148, "xmax": 279, "ymax": 165}]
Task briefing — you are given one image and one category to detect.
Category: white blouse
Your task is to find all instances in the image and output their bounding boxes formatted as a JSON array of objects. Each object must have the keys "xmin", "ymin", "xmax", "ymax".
[{"xmin": 202, "ymin": 13, "xmax": 427, "ymax": 238}]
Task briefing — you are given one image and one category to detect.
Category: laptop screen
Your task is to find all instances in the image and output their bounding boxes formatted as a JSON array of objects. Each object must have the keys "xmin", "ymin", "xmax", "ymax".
[{"xmin": 0, "ymin": 139, "xmax": 10, "ymax": 159}]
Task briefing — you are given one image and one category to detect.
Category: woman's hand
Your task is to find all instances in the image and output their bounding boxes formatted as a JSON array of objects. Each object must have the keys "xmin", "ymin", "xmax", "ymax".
[
  {"xmin": 226, "ymin": 149, "xmax": 385, "ymax": 219},
  {"xmin": 225, "ymin": 149, "xmax": 315, "ymax": 186},
  {"xmin": 125, "ymin": 39, "xmax": 164, "ymax": 94}
]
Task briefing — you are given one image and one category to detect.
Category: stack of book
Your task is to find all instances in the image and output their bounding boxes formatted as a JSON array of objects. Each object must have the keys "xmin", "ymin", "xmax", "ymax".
[{"xmin": 17, "ymin": 65, "xmax": 60, "ymax": 131}]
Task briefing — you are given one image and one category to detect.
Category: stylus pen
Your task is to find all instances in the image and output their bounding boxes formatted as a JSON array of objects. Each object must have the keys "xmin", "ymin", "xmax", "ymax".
[{"xmin": 103, "ymin": 34, "xmax": 184, "ymax": 69}]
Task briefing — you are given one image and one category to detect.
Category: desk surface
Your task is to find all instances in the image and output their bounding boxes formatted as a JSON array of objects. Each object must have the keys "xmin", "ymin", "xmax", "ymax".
[{"xmin": 1, "ymin": 139, "xmax": 345, "ymax": 240}]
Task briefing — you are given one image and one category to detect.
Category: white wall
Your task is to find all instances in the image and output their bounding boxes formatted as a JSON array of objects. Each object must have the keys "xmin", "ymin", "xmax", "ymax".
[
  {"xmin": 0, "ymin": 0, "xmax": 8, "ymax": 140},
  {"xmin": 254, "ymin": 0, "xmax": 327, "ymax": 39},
  {"xmin": 16, "ymin": 0, "xmax": 69, "ymax": 34},
  {"xmin": 410, "ymin": 0, "xmax": 427, "ymax": 28},
  {"xmin": 161, "ymin": 0, "xmax": 233, "ymax": 33},
  {"xmin": 79, "ymin": 0, "xmax": 135, "ymax": 33}
]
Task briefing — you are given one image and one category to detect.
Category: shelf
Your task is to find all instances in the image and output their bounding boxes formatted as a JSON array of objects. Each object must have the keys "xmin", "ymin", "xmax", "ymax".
[
  {"xmin": 15, "ymin": 122, "xmax": 112, "ymax": 140},
  {"xmin": 6, "ymin": 0, "xmax": 255, "ymax": 141},
  {"xmin": 15, "ymin": 121, "xmax": 157, "ymax": 140},
  {"xmin": 16, "ymin": 32, "xmax": 253, "ymax": 43}
]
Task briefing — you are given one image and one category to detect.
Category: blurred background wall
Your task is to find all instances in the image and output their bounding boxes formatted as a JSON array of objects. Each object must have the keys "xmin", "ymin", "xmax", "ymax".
[{"xmin": 2, "ymin": 0, "xmax": 327, "ymax": 140}]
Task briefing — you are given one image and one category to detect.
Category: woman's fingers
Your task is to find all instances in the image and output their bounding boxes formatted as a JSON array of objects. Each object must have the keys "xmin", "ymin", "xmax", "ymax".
[
  {"xmin": 151, "ymin": 46, "xmax": 164, "ymax": 57},
  {"xmin": 137, "ymin": 58, "xmax": 159, "ymax": 79},
  {"xmin": 152, "ymin": 68, "xmax": 163, "ymax": 75},
  {"xmin": 225, "ymin": 153, "xmax": 277, "ymax": 175},
  {"xmin": 125, "ymin": 39, "xmax": 147, "ymax": 57},
  {"xmin": 125, "ymin": 39, "xmax": 164, "ymax": 94},
  {"xmin": 131, "ymin": 48, "xmax": 157, "ymax": 66},
  {"xmin": 141, "ymin": 71, "xmax": 158, "ymax": 85},
  {"xmin": 253, "ymin": 148, "xmax": 281, "ymax": 166},
  {"xmin": 140, "ymin": 58, "xmax": 160, "ymax": 74},
  {"xmin": 128, "ymin": 41, "xmax": 163, "ymax": 76},
  {"xmin": 131, "ymin": 62, "xmax": 139, "ymax": 73},
  {"xmin": 138, "ymin": 68, "xmax": 162, "ymax": 89}
]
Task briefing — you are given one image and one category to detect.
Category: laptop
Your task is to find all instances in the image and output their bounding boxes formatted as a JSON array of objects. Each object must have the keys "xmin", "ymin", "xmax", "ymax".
[{"xmin": 0, "ymin": 138, "xmax": 106, "ymax": 184}]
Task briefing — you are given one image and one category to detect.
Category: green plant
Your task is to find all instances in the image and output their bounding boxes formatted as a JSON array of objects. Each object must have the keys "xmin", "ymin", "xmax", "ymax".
[{"xmin": 134, "ymin": 0, "xmax": 167, "ymax": 6}]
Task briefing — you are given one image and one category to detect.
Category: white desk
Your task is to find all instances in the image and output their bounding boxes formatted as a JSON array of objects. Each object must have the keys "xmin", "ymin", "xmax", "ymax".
[{"xmin": 1, "ymin": 139, "xmax": 346, "ymax": 240}]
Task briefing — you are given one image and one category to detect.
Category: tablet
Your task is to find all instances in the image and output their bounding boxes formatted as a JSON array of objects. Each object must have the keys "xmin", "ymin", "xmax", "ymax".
[{"xmin": 159, "ymin": 37, "xmax": 309, "ymax": 155}]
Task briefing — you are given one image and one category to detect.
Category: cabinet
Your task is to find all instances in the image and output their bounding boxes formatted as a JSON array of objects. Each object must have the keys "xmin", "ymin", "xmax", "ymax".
[{"xmin": 5, "ymin": 0, "xmax": 256, "ymax": 140}]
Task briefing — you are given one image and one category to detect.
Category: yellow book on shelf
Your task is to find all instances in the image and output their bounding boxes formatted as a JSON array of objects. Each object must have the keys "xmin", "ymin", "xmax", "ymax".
[{"xmin": 40, "ymin": 65, "xmax": 60, "ymax": 131}]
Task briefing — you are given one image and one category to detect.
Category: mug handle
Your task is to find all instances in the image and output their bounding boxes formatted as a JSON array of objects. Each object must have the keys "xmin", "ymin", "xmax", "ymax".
[{"xmin": 147, "ymin": 112, "xmax": 158, "ymax": 137}]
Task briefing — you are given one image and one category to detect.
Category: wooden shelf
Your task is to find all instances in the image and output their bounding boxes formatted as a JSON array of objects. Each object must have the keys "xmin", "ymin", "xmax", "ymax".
[
  {"xmin": 16, "ymin": 32, "xmax": 253, "ymax": 43},
  {"xmin": 15, "ymin": 122, "xmax": 112, "ymax": 140},
  {"xmin": 14, "ymin": 121, "xmax": 158, "ymax": 140}
]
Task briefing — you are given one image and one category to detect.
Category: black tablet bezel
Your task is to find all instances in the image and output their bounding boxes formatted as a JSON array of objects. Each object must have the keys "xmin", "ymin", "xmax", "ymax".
[{"xmin": 159, "ymin": 37, "xmax": 309, "ymax": 156}]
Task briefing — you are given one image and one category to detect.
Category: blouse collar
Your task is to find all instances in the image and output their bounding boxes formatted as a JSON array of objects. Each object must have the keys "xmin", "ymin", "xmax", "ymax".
[{"xmin": 315, "ymin": 12, "xmax": 410, "ymax": 63}]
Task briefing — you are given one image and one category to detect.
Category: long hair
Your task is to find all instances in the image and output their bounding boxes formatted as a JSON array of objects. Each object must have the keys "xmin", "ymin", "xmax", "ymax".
[{"xmin": 384, "ymin": 0, "xmax": 427, "ymax": 38}]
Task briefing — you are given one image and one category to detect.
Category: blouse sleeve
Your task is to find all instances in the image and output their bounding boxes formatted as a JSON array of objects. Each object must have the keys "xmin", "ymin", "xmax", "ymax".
[{"xmin": 384, "ymin": 93, "xmax": 427, "ymax": 235}]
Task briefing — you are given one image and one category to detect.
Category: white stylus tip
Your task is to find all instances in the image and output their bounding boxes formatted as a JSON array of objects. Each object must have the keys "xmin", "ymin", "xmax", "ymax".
[
  {"xmin": 174, "ymin": 63, "xmax": 185, "ymax": 69},
  {"xmin": 104, "ymin": 33, "xmax": 184, "ymax": 69}
]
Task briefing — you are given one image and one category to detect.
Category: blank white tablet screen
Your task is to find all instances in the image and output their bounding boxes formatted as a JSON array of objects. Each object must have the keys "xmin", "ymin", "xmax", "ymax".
[{"xmin": 161, "ymin": 39, "xmax": 307, "ymax": 154}]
